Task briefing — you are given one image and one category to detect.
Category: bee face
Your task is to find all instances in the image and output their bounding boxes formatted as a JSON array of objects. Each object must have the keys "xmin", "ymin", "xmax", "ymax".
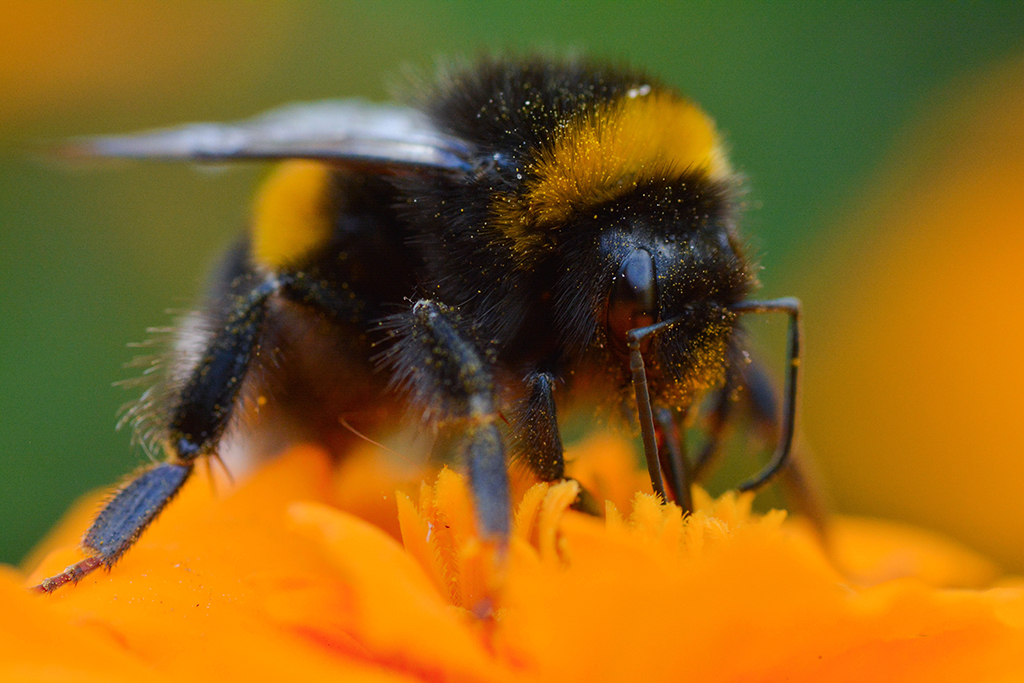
[
  {"xmin": 584, "ymin": 172, "xmax": 750, "ymax": 343},
  {"xmin": 37, "ymin": 56, "xmax": 803, "ymax": 593}
]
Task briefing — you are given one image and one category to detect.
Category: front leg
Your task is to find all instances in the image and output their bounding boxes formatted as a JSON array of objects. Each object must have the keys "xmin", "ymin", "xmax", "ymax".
[
  {"xmin": 515, "ymin": 372, "xmax": 564, "ymax": 482},
  {"xmin": 380, "ymin": 300, "xmax": 509, "ymax": 539},
  {"xmin": 513, "ymin": 372, "xmax": 601, "ymax": 515}
]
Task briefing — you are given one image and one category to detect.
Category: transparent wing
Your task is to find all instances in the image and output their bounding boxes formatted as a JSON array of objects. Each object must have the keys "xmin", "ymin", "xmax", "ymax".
[{"xmin": 62, "ymin": 100, "xmax": 474, "ymax": 173}]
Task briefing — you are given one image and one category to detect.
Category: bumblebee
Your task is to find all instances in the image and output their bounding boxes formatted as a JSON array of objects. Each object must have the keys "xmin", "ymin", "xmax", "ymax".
[{"xmin": 37, "ymin": 56, "xmax": 801, "ymax": 592}]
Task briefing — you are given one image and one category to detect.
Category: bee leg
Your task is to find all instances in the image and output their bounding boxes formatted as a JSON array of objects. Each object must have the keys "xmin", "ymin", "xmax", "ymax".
[
  {"xmin": 626, "ymin": 329, "xmax": 669, "ymax": 503},
  {"xmin": 726, "ymin": 299, "xmax": 827, "ymax": 531},
  {"xmin": 279, "ymin": 270, "xmax": 364, "ymax": 326},
  {"xmin": 167, "ymin": 267, "xmax": 373, "ymax": 464},
  {"xmin": 35, "ymin": 275, "xmax": 281, "ymax": 593},
  {"xmin": 733, "ymin": 360, "xmax": 829, "ymax": 534},
  {"xmin": 654, "ymin": 407, "xmax": 693, "ymax": 512},
  {"xmin": 33, "ymin": 462, "xmax": 193, "ymax": 593},
  {"xmin": 731, "ymin": 297, "xmax": 802, "ymax": 492},
  {"xmin": 690, "ymin": 371, "xmax": 740, "ymax": 482},
  {"xmin": 167, "ymin": 276, "xmax": 279, "ymax": 459},
  {"xmin": 515, "ymin": 372, "xmax": 601, "ymax": 515},
  {"xmin": 381, "ymin": 300, "xmax": 510, "ymax": 539}
]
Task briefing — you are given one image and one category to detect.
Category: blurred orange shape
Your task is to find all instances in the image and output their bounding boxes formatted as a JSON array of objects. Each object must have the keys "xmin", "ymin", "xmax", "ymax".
[{"xmin": 802, "ymin": 56, "xmax": 1024, "ymax": 571}]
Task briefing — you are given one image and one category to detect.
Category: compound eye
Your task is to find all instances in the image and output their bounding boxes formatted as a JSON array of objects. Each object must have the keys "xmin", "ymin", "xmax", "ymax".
[{"xmin": 607, "ymin": 248, "xmax": 658, "ymax": 344}]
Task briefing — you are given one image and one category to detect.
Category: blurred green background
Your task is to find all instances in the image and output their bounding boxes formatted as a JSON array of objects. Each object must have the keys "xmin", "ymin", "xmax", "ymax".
[{"xmin": 3, "ymin": 2, "xmax": 1024, "ymax": 567}]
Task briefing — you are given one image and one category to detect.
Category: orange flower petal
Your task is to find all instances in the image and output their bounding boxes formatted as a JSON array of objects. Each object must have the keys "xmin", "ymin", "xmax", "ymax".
[
  {"xmin": 289, "ymin": 501, "xmax": 509, "ymax": 681},
  {"xmin": 8, "ymin": 435, "xmax": 1024, "ymax": 682},
  {"xmin": 827, "ymin": 515, "xmax": 1002, "ymax": 588}
]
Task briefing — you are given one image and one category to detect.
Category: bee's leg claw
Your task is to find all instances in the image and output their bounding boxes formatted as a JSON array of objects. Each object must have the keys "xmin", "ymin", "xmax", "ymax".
[{"xmin": 33, "ymin": 462, "xmax": 192, "ymax": 593}]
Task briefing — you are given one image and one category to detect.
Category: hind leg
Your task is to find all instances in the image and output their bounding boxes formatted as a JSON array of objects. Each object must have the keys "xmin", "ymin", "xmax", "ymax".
[
  {"xmin": 35, "ymin": 272, "xmax": 281, "ymax": 592},
  {"xmin": 35, "ymin": 267, "xmax": 368, "ymax": 593}
]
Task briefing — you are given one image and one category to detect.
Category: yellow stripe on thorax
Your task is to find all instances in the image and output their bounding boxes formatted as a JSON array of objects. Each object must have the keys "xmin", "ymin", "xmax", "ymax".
[
  {"xmin": 493, "ymin": 90, "xmax": 729, "ymax": 259},
  {"xmin": 252, "ymin": 160, "xmax": 334, "ymax": 269}
]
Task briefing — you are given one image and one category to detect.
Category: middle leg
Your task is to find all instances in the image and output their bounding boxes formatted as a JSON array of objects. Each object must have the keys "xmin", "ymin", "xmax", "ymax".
[{"xmin": 380, "ymin": 299, "xmax": 509, "ymax": 538}]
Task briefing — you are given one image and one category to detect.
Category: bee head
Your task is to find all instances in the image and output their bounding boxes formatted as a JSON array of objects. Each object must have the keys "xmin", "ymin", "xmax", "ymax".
[{"xmin": 550, "ymin": 171, "xmax": 754, "ymax": 406}]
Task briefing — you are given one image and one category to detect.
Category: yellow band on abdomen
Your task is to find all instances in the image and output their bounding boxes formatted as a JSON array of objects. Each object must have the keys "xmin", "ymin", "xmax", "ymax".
[{"xmin": 252, "ymin": 161, "xmax": 334, "ymax": 269}]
